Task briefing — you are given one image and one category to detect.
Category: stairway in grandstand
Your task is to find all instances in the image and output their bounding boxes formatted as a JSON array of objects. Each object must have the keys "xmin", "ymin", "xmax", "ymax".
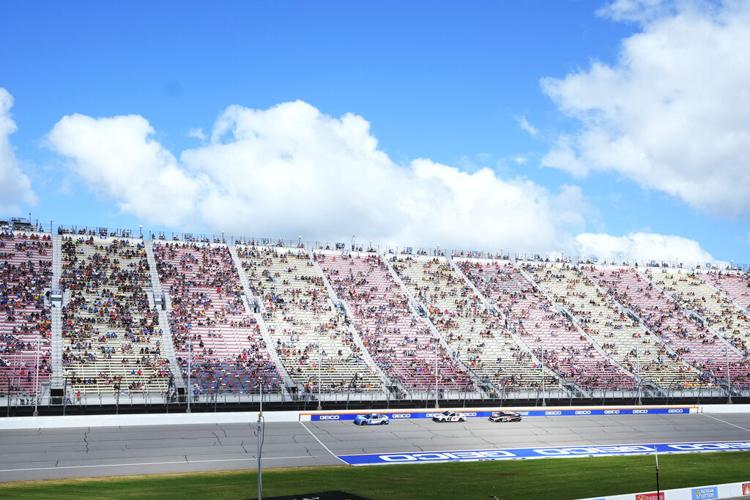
[{"xmin": 3, "ymin": 221, "xmax": 750, "ymax": 402}]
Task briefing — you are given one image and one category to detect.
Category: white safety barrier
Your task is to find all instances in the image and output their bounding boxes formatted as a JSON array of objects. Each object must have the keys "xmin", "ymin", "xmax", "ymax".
[
  {"xmin": 1, "ymin": 403, "xmax": 747, "ymax": 430},
  {"xmin": 580, "ymin": 479, "xmax": 750, "ymax": 499},
  {"xmin": 0, "ymin": 411, "xmax": 299, "ymax": 430}
]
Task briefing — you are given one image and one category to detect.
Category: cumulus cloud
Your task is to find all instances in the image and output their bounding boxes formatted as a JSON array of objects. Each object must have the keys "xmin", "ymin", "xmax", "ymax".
[
  {"xmin": 47, "ymin": 100, "xmax": 587, "ymax": 253},
  {"xmin": 517, "ymin": 115, "xmax": 539, "ymax": 137},
  {"xmin": 542, "ymin": 0, "xmax": 750, "ymax": 215},
  {"xmin": 575, "ymin": 232, "xmax": 716, "ymax": 263},
  {"xmin": 0, "ymin": 88, "xmax": 36, "ymax": 213},
  {"xmin": 47, "ymin": 114, "xmax": 201, "ymax": 226}
]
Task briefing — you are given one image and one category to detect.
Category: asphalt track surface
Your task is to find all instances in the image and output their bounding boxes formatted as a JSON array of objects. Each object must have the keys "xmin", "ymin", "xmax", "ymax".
[{"xmin": 1, "ymin": 413, "xmax": 750, "ymax": 482}]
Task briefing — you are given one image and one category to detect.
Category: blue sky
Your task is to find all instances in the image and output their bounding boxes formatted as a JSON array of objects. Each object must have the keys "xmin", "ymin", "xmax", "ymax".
[{"xmin": 1, "ymin": 0, "xmax": 749, "ymax": 263}]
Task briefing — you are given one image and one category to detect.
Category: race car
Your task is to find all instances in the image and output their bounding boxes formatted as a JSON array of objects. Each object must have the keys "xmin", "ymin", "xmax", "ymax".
[
  {"xmin": 432, "ymin": 410, "xmax": 466, "ymax": 423},
  {"xmin": 488, "ymin": 411, "xmax": 522, "ymax": 423},
  {"xmin": 353, "ymin": 413, "xmax": 390, "ymax": 426}
]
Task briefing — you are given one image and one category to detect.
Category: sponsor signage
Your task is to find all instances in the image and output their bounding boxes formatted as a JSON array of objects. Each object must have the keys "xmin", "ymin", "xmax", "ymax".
[
  {"xmin": 337, "ymin": 441, "xmax": 750, "ymax": 466},
  {"xmin": 635, "ymin": 493, "xmax": 664, "ymax": 500},
  {"xmin": 692, "ymin": 486, "xmax": 718, "ymax": 499},
  {"xmin": 308, "ymin": 407, "xmax": 692, "ymax": 421},
  {"xmin": 743, "ymin": 482, "xmax": 750, "ymax": 495}
]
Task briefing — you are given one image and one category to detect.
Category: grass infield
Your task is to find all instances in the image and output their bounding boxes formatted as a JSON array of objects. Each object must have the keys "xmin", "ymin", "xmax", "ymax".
[{"xmin": 1, "ymin": 452, "xmax": 749, "ymax": 499}]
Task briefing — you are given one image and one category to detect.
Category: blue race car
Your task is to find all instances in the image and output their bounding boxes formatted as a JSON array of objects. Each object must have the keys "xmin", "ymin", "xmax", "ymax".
[{"xmin": 353, "ymin": 413, "xmax": 390, "ymax": 426}]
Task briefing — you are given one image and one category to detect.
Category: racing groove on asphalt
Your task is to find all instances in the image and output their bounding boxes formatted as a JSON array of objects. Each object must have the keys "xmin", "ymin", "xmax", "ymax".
[{"xmin": 1, "ymin": 413, "xmax": 749, "ymax": 482}]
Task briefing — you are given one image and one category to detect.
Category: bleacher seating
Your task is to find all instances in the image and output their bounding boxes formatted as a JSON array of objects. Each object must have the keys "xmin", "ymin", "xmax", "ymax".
[
  {"xmin": 527, "ymin": 263, "xmax": 702, "ymax": 389},
  {"xmin": 646, "ymin": 269, "xmax": 750, "ymax": 354},
  {"xmin": 317, "ymin": 252, "xmax": 474, "ymax": 392},
  {"xmin": 5, "ymin": 221, "xmax": 750, "ymax": 403},
  {"xmin": 154, "ymin": 242, "xmax": 281, "ymax": 396},
  {"xmin": 392, "ymin": 256, "xmax": 558, "ymax": 391},
  {"xmin": 458, "ymin": 259, "xmax": 635, "ymax": 390},
  {"xmin": 237, "ymin": 246, "xmax": 382, "ymax": 393},
  {"xmin": 0, "ymin": 232, "xmax": 52, "ymax": 396},
  {"xmin": 705, "ymin": 271, "xmax": 750, "ymax": 312},
  {"xmin": 585, "ymin": 266, "xmax": 750, "ymax": 388},
  {"xmin": 61, "ymin": 236, "xmax": 170, "ymax": 396}
]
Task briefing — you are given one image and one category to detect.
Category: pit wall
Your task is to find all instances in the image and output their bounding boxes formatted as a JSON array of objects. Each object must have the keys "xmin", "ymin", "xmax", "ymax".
[
  {"xmin": 581, "ymin": 480, "xmax": 750, "ymax": 499},
  {"xmin": 0, "ymin": 404, "xmax": 744, "ymax": 430},
  {"xmin": 298, "ymin": 405, "xmax": 698, "ymax": 422}
]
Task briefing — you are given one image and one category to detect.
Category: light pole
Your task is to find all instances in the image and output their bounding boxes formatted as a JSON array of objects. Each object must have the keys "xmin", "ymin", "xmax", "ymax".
[
  {"xmin": 317, "ymin": 341, "xmax": 323, "ymax": 410},
  {"xmin": 187, "ymin": 337, "xmax": 192, "ymax": 413},
  {"xmin": 257, "ymin": 380, "xmax": 264, "ymax": 500},
  {"xmin": 636, "ymin": 347, "xmax": 642, "ymax": 406},
  {"xmin": 726, "ymin": 347, "xmax": 732, "ymax": 404},
  {"xmin": 33, "ymin": 337, "xmax": 40, "ymax": 416},
  {"xmin": 541, "ymin": 348, "xmax": 546, "ymax": 406},
  {"xmin": 434, "ymin": 338, "xmax": 439, "ymax": 409}
]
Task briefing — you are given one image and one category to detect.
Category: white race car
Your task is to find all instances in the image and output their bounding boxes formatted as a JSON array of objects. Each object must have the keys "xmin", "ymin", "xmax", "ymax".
[
  {"xmin": 432, "ymin": 410, "xmax": 466, "ymax": 423},
  {"xmin": 353, "ymin": 413, "xmax": 390, "ymax": 426}
]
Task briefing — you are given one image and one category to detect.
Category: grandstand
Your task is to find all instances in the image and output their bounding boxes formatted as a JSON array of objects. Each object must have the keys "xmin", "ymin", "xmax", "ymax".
[
  {"xmin": 0, "ymin": 231, "xmax": 52, "ymax": 404},
  {"xmin": 61, "ymin": 236, "xmax": 169, "ymax": 399},
  {"xmin": 1, "ymin": 221, "xmax": 749, "ymax": 409}
]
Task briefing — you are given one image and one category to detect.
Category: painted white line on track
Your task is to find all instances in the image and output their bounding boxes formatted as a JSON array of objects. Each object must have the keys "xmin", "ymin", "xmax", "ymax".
[
  {"xmin": 0, "ymin": 455, "xmax": 323, "ymax": 473},
  {"xmin": 701, "ymin": 413, "xmax": 750, "ymax": 433},
  {"xmin": 299, "ymin": 422, "xmax": 348, "ymax": 465}
]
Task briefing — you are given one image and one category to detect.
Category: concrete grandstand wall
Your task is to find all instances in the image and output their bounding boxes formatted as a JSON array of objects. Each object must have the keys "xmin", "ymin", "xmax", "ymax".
[{"xmin": 1, "ymin": 404, "xmax": 745, "ymax": 430}]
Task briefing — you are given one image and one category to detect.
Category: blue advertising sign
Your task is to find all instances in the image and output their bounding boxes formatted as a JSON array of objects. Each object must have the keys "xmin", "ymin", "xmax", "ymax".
[
  {"xmin": 691, "ymin": 486, "xmax": 719, "ymax": 500},
  {"xmin": 309, "ymin": 407, "xmax": 691, "ymax": 421},
  {"xmin": 337, "ymin": 441, "xmax": 750, "ymax": 466}
]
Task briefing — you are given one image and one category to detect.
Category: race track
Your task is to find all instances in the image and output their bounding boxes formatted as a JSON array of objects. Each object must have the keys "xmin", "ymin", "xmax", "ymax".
[{"xmin": 1, "ymin": 412, "xmax": 749, "ymax": 482}]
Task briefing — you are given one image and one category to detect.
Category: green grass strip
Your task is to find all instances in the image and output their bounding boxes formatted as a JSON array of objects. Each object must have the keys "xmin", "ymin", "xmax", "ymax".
[{"xmin": 1, "ymin": 452, "xmax": 749, "ymax": 499}]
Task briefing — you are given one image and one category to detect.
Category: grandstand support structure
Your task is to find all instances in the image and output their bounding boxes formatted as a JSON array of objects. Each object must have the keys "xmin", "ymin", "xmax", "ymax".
[
  {"xmin": 516, "ymin": 265, "xmax": 641, "ymax": 390},
  {"xmin": 50, "ymin": 303, "xmax": 63, "ymax": 390},
  {"xmin": 228, "ymin": 244, "xmax": 296, "ymax": 395},
  {"xmin": 51, "ymin": 233, "xmax": 62, "ymax": 292},
  {"xmin": 635, "ymin": 268, "xmax": 745, "ymax": 358},
  {"xmin": 307, "ymin": 250, "xmax": 394, "ymax": 393},
  {"xmin": 49, "ymin": 233, "xmax": 64, "ymax": 389},
  {"xmin": 145, "ymin": 240, "xmax": 185, "ymax": 390},
  {"xmin": 381, "ymin": 254, "xmax": 487, "ymax": 398},
  {"xmin": 159, "ymin": 292, "xmax": 185, "ymax": 389},
  {"xmin": 446, "ymin": 256, "xmax": 573, "ymax": 397}
]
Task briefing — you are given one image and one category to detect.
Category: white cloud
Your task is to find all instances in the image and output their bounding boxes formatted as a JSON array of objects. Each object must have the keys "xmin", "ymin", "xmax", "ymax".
[
  {"xmin": 187, "ymin": 127, "xmax": 206, "ymax": 141},
  {"xmin": 47, "ymin": 114, "xmax": 201, "ymax": 226},
  {"xmin": 0, "ymin": 88, "xmax": 36, "ymax": 213},
  {"xmin": 517, "ymin": 115, "xmax": 539, "ymax": 137},
  {"xmin": 513, "ymin": 155, "xmax": 528, "ymax": 165},
  {"xmin": 597, "ymin": 0, "xmax": 677, "ymax": 23},
  {"xmin": 575, "ymin": 232, "xmax": 715, "ymax": 263},
  {"xmin": 542, "ymin": 1, "xmax": 750, "ymax": 215},
  {"xmin": 48, "ymin": 100, "xmax": 586, "ymax": 253}
]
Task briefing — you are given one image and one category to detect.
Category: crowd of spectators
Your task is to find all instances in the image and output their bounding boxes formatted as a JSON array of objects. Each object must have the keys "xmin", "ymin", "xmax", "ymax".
[
  {"xmin": 587, "ymin": 267, "xmax": 750, "ymax": 388},
  {"xmin": 528, "ymin": 263, "xmax": 703, "ymax": 389},
  {"xmin": 0, "ymin": 232, "xmax": 52, "ymax": 396},
  {"xmin": 647, "ymin": 269, "xmax": 750, "ymax": 354},
  {"xmin": 459, "ymin": 260, "xmax": 634, "ymax": 390},
  {"xmin": 61, "ymin": 237, "xmax": 170, "ymax": 394},
  {"xmin": 154, "ymin": 242, "xmax": 281, "ymax": 396},
  {"xmin": 237, "ymin": 246, "xmax": 382, "ymax": 393},
  {"xmin": 317, "ymin": 252, "xmax": 474, "ymax": 392},
  {"xmin": 393, "ymin": 256, "xmax": 558, "ymax": 391},
  {"xmin": 706, "ymin": 271, "xmax": 750, "ymax": 312}
]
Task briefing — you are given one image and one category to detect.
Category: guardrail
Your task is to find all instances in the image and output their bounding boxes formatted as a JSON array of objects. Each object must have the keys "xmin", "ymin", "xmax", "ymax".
[{"xmin": 1, "ymin": 404, "xmax": 746, "ymax": 430}]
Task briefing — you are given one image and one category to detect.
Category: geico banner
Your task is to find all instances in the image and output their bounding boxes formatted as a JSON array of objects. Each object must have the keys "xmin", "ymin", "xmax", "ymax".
[
  {"xmin": 308, "ymin": 407, "xmax": 692, "ymax": 421},
  {"xmin": 337, "ymin": 440, "xmax": 750, "ymax": 466}
]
